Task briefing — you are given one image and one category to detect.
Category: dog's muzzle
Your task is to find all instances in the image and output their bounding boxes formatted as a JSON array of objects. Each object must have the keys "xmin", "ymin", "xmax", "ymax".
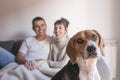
[{"xmin": 87, "ymin": 44, "xmax": 97, "ymax": 57}]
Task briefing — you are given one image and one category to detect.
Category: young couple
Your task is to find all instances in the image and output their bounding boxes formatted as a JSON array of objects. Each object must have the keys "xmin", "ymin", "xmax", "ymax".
[{"xmin": 0, "ymin": 17, "xmax": 70, "ymax": 79}]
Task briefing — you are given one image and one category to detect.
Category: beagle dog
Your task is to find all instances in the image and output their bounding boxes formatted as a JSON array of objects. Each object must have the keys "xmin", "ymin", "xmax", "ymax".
[{"xmin": 51, "ymin": 30, "xmax": 104, "ymax": 80}]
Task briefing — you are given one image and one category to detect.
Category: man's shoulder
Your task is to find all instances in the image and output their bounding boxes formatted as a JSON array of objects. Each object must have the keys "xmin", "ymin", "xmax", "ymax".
[{"xmin": 23, "ymin": 36, "xmax": 35, "ymax": 43}]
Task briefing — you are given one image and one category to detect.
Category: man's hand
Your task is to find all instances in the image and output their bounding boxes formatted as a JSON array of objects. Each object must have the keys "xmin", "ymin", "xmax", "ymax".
[{"xmin": 24, "ymin": 61, "xmax": 37, "ymax": 70}]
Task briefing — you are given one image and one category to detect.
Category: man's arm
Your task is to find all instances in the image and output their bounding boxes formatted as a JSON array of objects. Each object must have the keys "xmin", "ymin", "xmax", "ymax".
[
  {"xmin": 16, "ymin": 52, "xmax": 26, "ymax": 64},
  {"xmin": 16, "ymin": 52, "xmax": 37, "ymax": 70}
]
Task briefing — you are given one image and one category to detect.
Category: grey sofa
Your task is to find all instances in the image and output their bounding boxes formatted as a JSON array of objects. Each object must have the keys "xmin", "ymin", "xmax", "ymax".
[{"xmin": 0, "ymin": 40, "xmax": 23, "ymax": 56}]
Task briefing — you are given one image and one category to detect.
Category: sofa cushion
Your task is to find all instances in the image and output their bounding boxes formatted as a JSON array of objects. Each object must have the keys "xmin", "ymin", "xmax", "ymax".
[
  {"xmin": 0, "ymin": 41, "xmax": 15, "ymax": 53},
  {"xmin": 12, "ymin": 40, "xmax": 23, "ymax": 56}
]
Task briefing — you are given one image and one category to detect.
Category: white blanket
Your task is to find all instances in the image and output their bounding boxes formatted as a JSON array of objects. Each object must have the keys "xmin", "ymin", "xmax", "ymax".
[
  {"xmin": 0, "ymin": 58, "xmax": 112, "ymax": 80},
  {"xmin": 0, "ymin": 62, "xmax": 59, "ymax": 80}
]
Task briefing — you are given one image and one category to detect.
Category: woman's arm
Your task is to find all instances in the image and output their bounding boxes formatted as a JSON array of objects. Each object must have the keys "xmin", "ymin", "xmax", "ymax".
[{"xmin": 48, "ymin": 53, "xmax": 69, "ymax": 68}]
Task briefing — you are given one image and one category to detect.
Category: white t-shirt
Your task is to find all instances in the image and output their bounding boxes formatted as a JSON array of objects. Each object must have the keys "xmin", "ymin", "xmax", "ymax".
[{"xmin": 19, "ymin": 36, "xmax": 51, "ymax": 61}]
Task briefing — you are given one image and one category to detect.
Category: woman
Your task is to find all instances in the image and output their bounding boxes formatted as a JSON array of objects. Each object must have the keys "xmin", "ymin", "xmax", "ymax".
[
  {"xmin": 48, "ymin": 18, "xmax": 70, "ymax": 68},
  {"xmin": 37, "ymin": 18, "xmax": 70, "ymax": 77}
]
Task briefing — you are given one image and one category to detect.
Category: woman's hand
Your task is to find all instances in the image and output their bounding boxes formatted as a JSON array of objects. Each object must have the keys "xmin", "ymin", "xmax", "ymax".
[{"xmin": 37, "ymin": 60, "xmax": 49, "ymax": 70}]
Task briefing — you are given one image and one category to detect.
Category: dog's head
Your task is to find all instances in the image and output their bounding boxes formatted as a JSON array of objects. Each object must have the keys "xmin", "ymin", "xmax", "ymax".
[{"xmin": 66, "ymin": 30, "xmax": 104, "ymax": 64}]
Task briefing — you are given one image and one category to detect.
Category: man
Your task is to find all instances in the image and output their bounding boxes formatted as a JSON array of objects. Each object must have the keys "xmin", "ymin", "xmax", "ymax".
[{"xmin": 0, "ymin": 17, "xmax": 51, "ymax": 71}]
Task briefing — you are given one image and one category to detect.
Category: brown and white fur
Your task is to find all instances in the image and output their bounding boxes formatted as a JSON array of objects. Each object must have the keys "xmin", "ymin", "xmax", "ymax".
[
  {"xmin": 67, "ymin": 29, "xmax": 104, "ymax": 80},
  {"xmin": 51, "ymin": 30, "xmax": 104, "ymax": 80}
]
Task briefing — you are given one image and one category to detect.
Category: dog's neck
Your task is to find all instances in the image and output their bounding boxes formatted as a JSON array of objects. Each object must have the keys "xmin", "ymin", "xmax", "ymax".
[{"xmin": 76, "ymin": 58, "xmax": 101, "ymax": 80}]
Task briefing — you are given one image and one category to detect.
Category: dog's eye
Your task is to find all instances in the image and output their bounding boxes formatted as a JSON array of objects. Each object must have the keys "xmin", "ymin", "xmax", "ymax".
[
  {"xmin": 76, "ymin": 38, "xmax": 84, "ymax": 44},
  {"xmin": 91, "ymin": 35, "xmax": 97, "ymax": 41}
]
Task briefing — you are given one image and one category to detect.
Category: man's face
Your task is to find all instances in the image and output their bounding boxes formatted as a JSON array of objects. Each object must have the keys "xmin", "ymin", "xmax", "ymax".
[{"xmin": 33, "ymin": 20, "xmax": 47, "ymax": 37}]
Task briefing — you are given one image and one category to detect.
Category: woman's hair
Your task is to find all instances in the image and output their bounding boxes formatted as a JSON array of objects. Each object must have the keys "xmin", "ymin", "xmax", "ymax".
[
  {"xmin": 54, "ymin": 18, "xmax": 69, "ymax": 28},
  {"xmin": 32, "ymin": 17, "xmax": 46, "ymax": 28}
]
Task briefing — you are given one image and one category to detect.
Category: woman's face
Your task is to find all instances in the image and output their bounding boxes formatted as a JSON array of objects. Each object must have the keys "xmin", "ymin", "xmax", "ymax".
[
  {"xmin": 54, "ymin": 24, "xmax": 67, "ymax": 39},
  {"xmin": 33, "ymin": 20, "xmax": 46, "ymax": 37}
]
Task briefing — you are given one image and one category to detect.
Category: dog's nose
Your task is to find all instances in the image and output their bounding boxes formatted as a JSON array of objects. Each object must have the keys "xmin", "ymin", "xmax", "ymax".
[{"xmin": 87, "ymin": 45, "xmax": 96, "ymax": 53}]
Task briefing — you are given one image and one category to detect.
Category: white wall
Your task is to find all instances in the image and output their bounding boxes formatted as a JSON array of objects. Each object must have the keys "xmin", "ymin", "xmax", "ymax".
[
  {"xmin": 0, "ymin": 0, "xmax": 117, "ymax": 40},
  {"xmin": 0, "ymin": 0, "xmax": 120, "ymax": 79}
]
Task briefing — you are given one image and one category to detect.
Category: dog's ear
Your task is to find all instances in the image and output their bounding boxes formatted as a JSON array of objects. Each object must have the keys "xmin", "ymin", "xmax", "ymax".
[
  {"xmin": 66, "ymin": 37, "xmax": 76, "ymax": 64},
  {"xmin": 92, "ymin": 30, "xmax": 105, "ymax": 56}
]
